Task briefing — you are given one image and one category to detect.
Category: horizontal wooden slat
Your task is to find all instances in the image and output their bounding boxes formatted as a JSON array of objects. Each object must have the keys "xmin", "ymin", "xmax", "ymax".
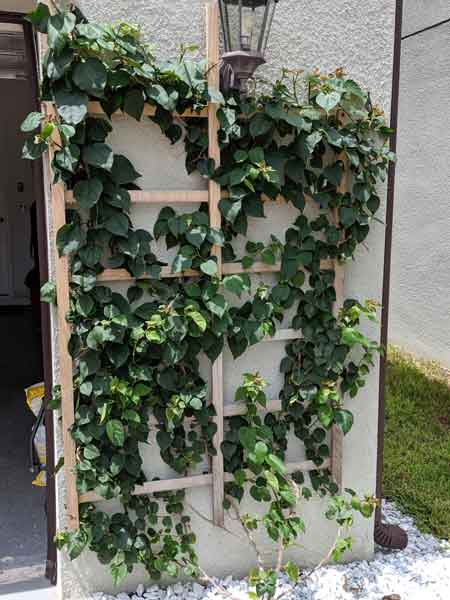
[
  {"xmin": 42, "ymin": 100, "xmax": 208, "ymax": 120},
  {"xmin": 79, "ymin": 473, "xmax": 213, "ymax": 504},
  {"xmin": 66, "ymin": 190, "xmax": 209, "ymax": 205},
  {"xmin": 224, "ymin": 399, "xmax": 282, "ymax": 417},
  {"xmin": 66, "ymin": 189, "xmax": 318, "ymax": 207},
  {"xmin": 79, "ymin": 458, "xmax": 330, "ymax": 504},
  {"xmin": 96, "ymin": 266, "xmax": 196, "ymax": 282},
  {"xmin": 87, "ymin": 100, "xmax": 208, "ymax": 119},
  {"xmin": 96, "ymin": 259, "xmax": 334, "ymax": 283},
  {"xmin": 224, "ymin": 261, "xmax": 282, "ymax": 275},
  {"xmin": 263, "ymin": 328, "xmax": 300, "ymax": 342}
]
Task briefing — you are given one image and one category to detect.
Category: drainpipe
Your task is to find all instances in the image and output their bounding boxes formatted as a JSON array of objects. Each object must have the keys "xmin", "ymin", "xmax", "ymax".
[{"xmin": 373, "ymin": 0, "xmax": 408, "ymax": 550}]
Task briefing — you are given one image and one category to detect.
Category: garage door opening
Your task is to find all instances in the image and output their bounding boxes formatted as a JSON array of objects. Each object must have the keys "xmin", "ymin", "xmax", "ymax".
[{"xmin": 0, "ymin": 11, "xmax": 56, "ymax": 596}]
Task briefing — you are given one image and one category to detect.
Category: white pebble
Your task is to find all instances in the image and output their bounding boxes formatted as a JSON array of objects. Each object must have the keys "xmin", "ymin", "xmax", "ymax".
[{"xmin": 90, "ymin": 501, "xmax": 450, "ymax": 600}]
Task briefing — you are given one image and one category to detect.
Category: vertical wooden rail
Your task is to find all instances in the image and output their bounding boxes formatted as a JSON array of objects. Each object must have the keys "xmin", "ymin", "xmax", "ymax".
[
  {"xmin": 330, "ymin": 150, "xmax": 348, "ymax": 492},
  {"xmin": 45, "ymin": 103, "xmax": 80, "ymax": 528},
  {"xmin": 206, "ymin": 0, "xmax": 225, "ymax": 527}
]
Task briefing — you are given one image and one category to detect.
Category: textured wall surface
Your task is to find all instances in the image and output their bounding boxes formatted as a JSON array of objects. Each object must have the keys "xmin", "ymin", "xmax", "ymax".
[
  {"xmin": 402, "ymin": 0, "xmax": 450, "ymax": 37},
  {"xmin": 45, "ymin": 1, "xmax": 397, "ymax": 598},
  {"xmin": 390, "ymin": 6, "xmax": 450, "ymax": 366}
]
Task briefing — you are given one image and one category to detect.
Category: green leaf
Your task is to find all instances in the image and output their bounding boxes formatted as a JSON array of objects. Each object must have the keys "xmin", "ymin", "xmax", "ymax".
[
  {"xmin": 353, "ymin": 182, "xmax": 371, "ymax": 203},
  {"xmin": 86, "ymin": 325, "xmax": 113, "ymax": 350},
  {"xmin": 261, "ymin": 248, "xmax": 276, "ymax": 265},
  {"xmin": 25, "ymin": 3, "xmax": 50, "ymax": 33},
  {"xmin": 318, "ymin": 405, "xmax": 334, "ymax": 429},
  {"xmin": 47, "ymin": 47, "xmax": 74, "ymax": 81},
  {"xmin": 111, "ymin": 561, "xmax": 127, "ymax": 587},
  {"xmin": 79, "ymin": 350, "xmax": 101, "ymax": 378},
  {"xmin": 56, "ymin": 222, "xmax": 84, "ymax": 256},
  {"xmin": 82, "ymin": 143, "xmax": 114, "ymax": 171},
  {"xmin": 73, "ymin": 178, "xmax": 103, "ymax": 209},
  {"xmin": 54, "ymin": 90, "xmax": 88, "ymax": 125},
  {"xmin": 233, "ymin": 149, "xmax": 248, "ymax": 163},
  {"xmin": 124, "ymin": 88, "xmax": 145, "ymax": 120},
  {"xmin": 106, "ymin": 419, "xmax": 125, "ymax": 447},
  {"xmin": 323, "ymin": 162, "xmax": 343, "ymax": 186},
  {"xmin": 66, "ymin": 529, "xmax": 88, "ymax": 561},
  {"xmin": 250, "ymin": 113, "xmax": 272, "ymax": 137},
  {"xmin": 76, "ymin": 294, "xmax": 94, "ymax": 317},
  {"xmin": 123, "ymin": 409, "xmax": 141, "ymax": 423},
  {"xmin": 316, "ymin": 91, "xmax": 341, "ymax": 113},
  {"xmin": 186, "ymin": 226, "xmax": 207, "ymax": 248},
  {"xmin": 239, "ymin": 427, "xmax": 257, "ymax": 451},
  {"xmin": 111, "ymin": 155, "xmax": 141, "ymax": 185},
  {"xmin": 207, "ymin": 87, "xmax": 225, "ymax": 104},
  {"xmin": 107, "ymin": 344, "xmax": 129, "ymax": 368},
  {"xmin": 146, "ymin": 84, "xmax": 176, "ymax": 112},
  {"xmin": 253, "ymin": 441, "xmax": 268, "ymax": 463},
  {"xmin": 55, "ymin": 144, "xmax": 80, "ymax": 173},
  {"xmin": 205, "ymin": 295, "xmax": 227, "ymax": 320},
  {"xmin": 342, "ymin": 326, "xmax": 368, "ymax": 347},
  {"xmin": 200, "ymin": 259, "xmax": 217, "ymax": 277},
  {"xmin": 264, "ymin": 470, "xmax": 279, "ymax": 492},
  {"xmin": 335, "ymin": 409, "xmax": 354, "ymax": 435},
  {"xmin": 72, "ymin": 58, "xmax": 107, "ymax": 97},
  {"xmin": 47, "ymin": 12, "xmax": 75, "ymax": 51},
  {"xmin": 186, "ymin": 310, "xmax": 207, "ymax": 332},
  {"xmin": 284, "ymin": 561, "xmax": 300, "ymax": 583},
  {"xmin": 340, "ymin": 206, "xmax": 358, "ymax": 227},
  {"xmin": 223, "ymin": 274, "xmax": 250, "ymax": 298},
  {"xmin": 156, "ymin": 430, "xmax": 172, "ymax": 451},
  {"xmin": 84, "ymin": 444, "xmax": 100, "ymax": 460},
  {"xmin": 104, "ymin": 213, "xmax": 130, "ymax": 237},
  {"xmin": 21, "ymin": 112, "xmax": 44, "ymax": 132},
  {"xmin": 189, "ymin": 396, "xmax": 203, "ymax": 410},
  {"xmin": 219, "ymin": 198, "xmax": 241, "ymax": 223},
  {"xmin": 265, "ymin": 453, "xmax": 286, "ymax": 475},
  {"xmin": 249, "ymin": 147, "xmax": 264, "ymax": 164},
  {"xmin": 207, "ymin": 228, "xmax": 225, "ymax": 246},
  {"xmin": 221, "ymin": 441, "xmax": 237, "ymax": 461},
  {"xmin": 22, "ymin": 139, "xmax": 46, "ymax": 160},
  {"xmin": 40, "ymin": 281, "xmax": 56, "ymax": 304}
]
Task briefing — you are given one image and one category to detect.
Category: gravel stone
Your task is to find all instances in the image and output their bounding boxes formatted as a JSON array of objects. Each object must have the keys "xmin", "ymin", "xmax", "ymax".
[{"xmin": 90, "ymin": 502, "xmax": 450, "ymax": 600}]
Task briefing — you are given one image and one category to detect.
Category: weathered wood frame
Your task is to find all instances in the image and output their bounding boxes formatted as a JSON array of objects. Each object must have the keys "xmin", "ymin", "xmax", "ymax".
[{"xmin": 46, "ymin": 0, "xmax": 344, "ymax": 530}]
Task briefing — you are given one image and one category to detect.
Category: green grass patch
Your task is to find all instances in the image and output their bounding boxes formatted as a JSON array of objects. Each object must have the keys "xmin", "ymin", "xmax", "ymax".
[{"xmin": 384, "ymin": 346, "xmax": 450, "ymax": 539}]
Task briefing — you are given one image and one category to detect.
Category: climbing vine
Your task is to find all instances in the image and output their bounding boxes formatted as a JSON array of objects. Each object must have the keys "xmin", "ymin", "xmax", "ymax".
[{"xmin": 24, "ymin": 3, "xmax": 393, "ymax": 595}]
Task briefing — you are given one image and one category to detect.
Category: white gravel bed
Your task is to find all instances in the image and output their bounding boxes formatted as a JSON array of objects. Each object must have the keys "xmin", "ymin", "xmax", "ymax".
[{"xmin": 92, "ymin": 502, "xmax": 450, "ymax": 600}]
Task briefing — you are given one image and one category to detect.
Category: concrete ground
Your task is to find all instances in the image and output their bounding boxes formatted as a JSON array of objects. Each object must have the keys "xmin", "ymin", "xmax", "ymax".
[{"xmin": 0, "ymin": 308, "xmax": 55, "ymax": 599}]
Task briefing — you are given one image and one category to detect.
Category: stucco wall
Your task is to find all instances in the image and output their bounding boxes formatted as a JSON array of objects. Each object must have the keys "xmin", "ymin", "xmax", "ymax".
[
  {"xmin": 389, "ymin": 4, "xmax": 450, "ymax": 366},
  {"xmin": 401, "ymin": 0, "xmax": 449, "ymax": 37},
  {"xmin": 45, "ymin": 1, "xmax": 397, "ymax": 598}
]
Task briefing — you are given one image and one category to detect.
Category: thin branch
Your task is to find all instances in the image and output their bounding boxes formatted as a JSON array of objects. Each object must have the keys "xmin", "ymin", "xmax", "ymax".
[
  {"xmin": 196, "ymin": 565, "xmax": 243, "ymax": 600},
  {"xmin": 228, "ymin": 498, "xmax": 264, "ymax": 571},
  {"xmin": 304, "ymin": 526, "xmax": 343, "ymax": 579}
]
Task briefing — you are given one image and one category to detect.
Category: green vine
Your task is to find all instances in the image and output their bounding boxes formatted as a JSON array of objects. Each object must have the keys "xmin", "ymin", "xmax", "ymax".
[{"xmin": 27, "ymin": 3, "xmax": 393, "ymax": 594}]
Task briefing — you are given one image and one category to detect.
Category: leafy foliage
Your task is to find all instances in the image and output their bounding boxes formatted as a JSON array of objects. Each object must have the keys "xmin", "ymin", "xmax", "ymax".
[{"xmin": 24, "ymin": 4, "xmax": 392, "ymax": 593}]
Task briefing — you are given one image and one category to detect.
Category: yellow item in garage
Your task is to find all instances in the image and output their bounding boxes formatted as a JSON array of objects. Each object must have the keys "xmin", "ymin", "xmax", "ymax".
[{"xmin": 25, "ymin": 382, "xmax": 46, "ymax": 487}]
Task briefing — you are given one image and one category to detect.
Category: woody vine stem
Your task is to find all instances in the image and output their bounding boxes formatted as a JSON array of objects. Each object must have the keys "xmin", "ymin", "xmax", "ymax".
[{"xmin": 25, "ymin": 3, "xmax": 393, "ymax": 597}]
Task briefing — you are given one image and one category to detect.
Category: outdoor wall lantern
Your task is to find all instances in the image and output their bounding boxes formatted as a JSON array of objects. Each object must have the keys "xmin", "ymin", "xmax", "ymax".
[{"xmin": 218, "ymin": 0, "xmax": 280, "ymax": 92}]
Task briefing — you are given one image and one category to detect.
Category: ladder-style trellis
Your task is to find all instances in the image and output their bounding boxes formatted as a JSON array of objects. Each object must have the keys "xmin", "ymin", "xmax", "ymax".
[{"xmin": 43, "ymin": 1, "xmax": 344, "ymax": 531}]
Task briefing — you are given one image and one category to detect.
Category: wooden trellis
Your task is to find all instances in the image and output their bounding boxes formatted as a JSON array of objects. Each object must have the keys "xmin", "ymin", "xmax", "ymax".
[{"xmin": 45, "ymin": 0, "xmax": 344, "ymax": 530}]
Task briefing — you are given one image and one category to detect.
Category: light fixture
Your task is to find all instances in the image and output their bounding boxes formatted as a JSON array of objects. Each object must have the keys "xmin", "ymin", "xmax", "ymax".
[{"xmin": 219, "ymin": 0, "xmax": 280, "ymax": 92}]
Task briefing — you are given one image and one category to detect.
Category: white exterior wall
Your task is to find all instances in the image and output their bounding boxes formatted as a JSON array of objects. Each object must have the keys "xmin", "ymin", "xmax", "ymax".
[
  {"xmin": 390, "ymin": 2, "xmax": 450, "ymax": 366},
  {"xmin": 44, "ymin": 1, "xmax": 397, "ymax": 598}
]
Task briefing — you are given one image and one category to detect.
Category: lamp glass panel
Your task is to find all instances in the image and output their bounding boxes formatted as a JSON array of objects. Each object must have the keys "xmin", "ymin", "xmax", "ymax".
[{"xmin": 220, "ymin": 0, "xmax": 271, "ymax": 54}]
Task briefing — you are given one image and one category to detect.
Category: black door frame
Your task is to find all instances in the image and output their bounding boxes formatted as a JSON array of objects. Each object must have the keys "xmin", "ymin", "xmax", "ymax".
[{"xmin": 0, "ymin": 9, "xmax": 57, "ymax": 584}]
